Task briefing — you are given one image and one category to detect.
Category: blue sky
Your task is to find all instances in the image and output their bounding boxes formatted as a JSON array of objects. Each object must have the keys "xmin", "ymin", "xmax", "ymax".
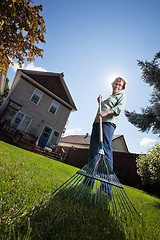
[{"xmin": 7, "ymin": 0, "xmax": 160, "ymax": 153}]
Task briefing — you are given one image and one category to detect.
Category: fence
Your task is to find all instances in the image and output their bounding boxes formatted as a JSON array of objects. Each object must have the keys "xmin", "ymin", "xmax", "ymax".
[{"xmin": 60, "ymin": 146, "xmax": 141, "ymax": 188}]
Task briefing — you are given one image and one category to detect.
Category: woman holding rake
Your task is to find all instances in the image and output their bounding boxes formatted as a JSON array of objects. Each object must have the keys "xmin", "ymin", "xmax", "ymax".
[{"xmin": 88, "ymin": 77, "xmax": 127, "ymax": 195}]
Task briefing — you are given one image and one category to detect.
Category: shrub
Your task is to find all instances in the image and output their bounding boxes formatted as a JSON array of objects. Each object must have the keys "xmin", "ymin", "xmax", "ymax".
[{"xmin": 136, "ymin": 143, "xmax": 160, "ymax": 189}]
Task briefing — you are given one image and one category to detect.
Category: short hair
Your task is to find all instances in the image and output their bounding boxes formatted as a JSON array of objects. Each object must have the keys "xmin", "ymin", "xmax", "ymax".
[{"xmin": 112, "ymin": 77, "xmax": 126, "ymax": 90}]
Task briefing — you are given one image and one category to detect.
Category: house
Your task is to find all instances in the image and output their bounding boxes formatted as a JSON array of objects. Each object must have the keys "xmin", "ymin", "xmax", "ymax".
[
  {"xmin": 0, "ymin": 69, "xmax": 77, "ymax": 148},
  {"xmin": 59, "ymin": 134, "xmax": 129, "ymax": 152}
]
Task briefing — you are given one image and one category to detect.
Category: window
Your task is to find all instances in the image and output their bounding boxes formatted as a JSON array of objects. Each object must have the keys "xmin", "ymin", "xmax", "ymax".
[
  {"xmin": 2, "ymin": 100, "xmax": 22, "ymax": 124},
  {"xmin": 2, "ymin": 107, "xmax": 18, "ymax": 124},
  {"xmin": 49, "ymin": 101, "xmax": 59, "ymax": 115},
  {"xmin": 14, "ymin": 112, "xmax": 24, "ymax": 127},
  {"xmin": 30, "ymin": 89, "xmax": 43, "ymax": 104},
  {"xmin": 48, "ymin": 130, "xmax": 59, "ymax": 147},
  {"xmin": 12, "ymin": 112, "xmax": 32, "ymax": 132},
  {"xmin": 18, "ymin": 115, "xmax": 32, "ymax": 132},
  {"xmin": 42, "ymin": 126, "xmax": 52, "ymax": 139}
]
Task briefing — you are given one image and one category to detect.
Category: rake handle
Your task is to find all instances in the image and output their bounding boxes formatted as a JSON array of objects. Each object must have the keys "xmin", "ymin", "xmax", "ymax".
[{"xmin": 98, "ymin": 95, "xmax": 103, "ymax": 149}]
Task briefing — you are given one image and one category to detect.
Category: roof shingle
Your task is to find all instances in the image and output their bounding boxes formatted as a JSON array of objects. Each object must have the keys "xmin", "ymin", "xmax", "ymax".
[{"xmin": 60, "ymin": 134, "xmax": 122, "ymax": 145}]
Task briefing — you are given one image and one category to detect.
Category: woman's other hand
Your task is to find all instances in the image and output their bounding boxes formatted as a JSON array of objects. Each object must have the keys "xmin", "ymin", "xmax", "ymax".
[{"xmin": 97, "ymin": 95, "xmax": 102, "ymax": 102}]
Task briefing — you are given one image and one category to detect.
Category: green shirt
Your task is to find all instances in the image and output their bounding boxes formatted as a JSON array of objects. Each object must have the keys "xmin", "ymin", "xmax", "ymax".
[{"xmin": 94, "ymin": 92, "xmax": 127, "ymax": 126}]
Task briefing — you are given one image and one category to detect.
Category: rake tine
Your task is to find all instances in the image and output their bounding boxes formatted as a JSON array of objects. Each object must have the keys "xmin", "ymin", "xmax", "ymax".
[
  {"xmin": 85, "ymin": 179, "xmax": 95, "ymax": 204},
  {"xmin": 117, "ymin": 188, "xmax": 130, "ymax": 216},
  {"xmin": 65, "ymin": 174, "xmax": 84, "ymax": 198},
  {"xmin": 52, "ymin": 173, "xmax": 77, "ymax": 196},
  {"xmin": 77, "ymin": 179, "xmax": 89, "ymax": 200},
  {"xmin": 90, "ymin": 181, "xmax": 95, "ymax": 204},
  {"xmin": 122, "ymin": 189, "xmax": 141, "ymax": 218},
  {"xmin": 115, "ymin": 187, "xmax": 132, "ymax": 217},
  {"xmin": 95, "ymin": 179, "xmax": 99, "ymax": 205},
  {"xmin": 119, "ymin": 188, "xmax": 134, "ymax": 216},
  {"xmin": 114, "ymin": 187, "xmax": 126, "ymax": 214},
  {"xmin": 72, "ymin": 177, "xmax": 88, "ymax": 200},
  {"xmin": 83, "ymin": 161, "xmax": 93, "ymax": 173},
  {"xmin": 110, "ymin": 187, "xmax": 117, "ymax": 214},
  {"xmin": 83, "ymin": 178, "xmax": 93, "ymax": 204},
  {"xmin": 109, "ymin": 189, "xmax": 115, "ymax": 212},
  {"xmin": 100, "ymin": 183, "xmax": 104, "ymax": 208},
  {"xmin": 115, "ymin": 187, "xmax": 135, "ymax": 216},
  {"xmin": 113, "ymin": 186, "xmax": 124, "ymax": 214},
  {"xmin": 97, "ymin": 181, "xmax": 101, "ymax": 207}
]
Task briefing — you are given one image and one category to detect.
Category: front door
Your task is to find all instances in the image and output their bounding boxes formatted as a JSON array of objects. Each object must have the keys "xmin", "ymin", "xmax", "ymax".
[{"xmin": 38, "ymin": 126, "xmax": 52, "ymax": 148}]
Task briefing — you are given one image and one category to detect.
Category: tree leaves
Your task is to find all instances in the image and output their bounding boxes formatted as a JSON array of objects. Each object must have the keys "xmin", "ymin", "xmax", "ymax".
[
  {"xmin": 125, "ymin": 52, "xmax": 160, "ymax": 136},
  {"xmin": 136, "ymin": 143, "xmax": 160, "ymax": 187},
  {"xmin": 0, "ymin": 77, "xmax": 10, "ymax": 105},
  {"xmin": 0, "ymin": 0, "xmax": 46, "ymax": 75},
  {"xmin": 137, "ymin": 52, "xmax": 160, "ymax": 91}
]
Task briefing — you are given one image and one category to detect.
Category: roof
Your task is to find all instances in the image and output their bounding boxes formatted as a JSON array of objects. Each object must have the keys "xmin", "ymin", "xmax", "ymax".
[
  {"xmin": 60, "ymin": 134, "xmax": 123, "ymax": 145},
  {"xmin": 18, "ymin": 69, "xmax": 77, "ymax": 111}
]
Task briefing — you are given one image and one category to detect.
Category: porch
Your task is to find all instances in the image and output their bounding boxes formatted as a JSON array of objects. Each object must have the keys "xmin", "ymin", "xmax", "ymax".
[{"xmin": 0, "ymin": 122, "xmax": 65, "ymax": 162}]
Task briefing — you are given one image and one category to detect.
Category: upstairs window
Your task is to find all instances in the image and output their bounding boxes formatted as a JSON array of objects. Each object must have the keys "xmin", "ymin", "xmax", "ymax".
[
  {"xmin": 49, "ymin": 100, "xmax": 59, "ymax": 115},
  {"xmin": 30, "ymin": 89, "xmax": 43, "ymax": 104}
]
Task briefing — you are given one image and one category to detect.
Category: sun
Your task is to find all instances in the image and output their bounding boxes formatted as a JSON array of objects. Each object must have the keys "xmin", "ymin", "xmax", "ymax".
[{"xmin": 106, "ymin": 74, "xmax": 119, "ymax": 87}]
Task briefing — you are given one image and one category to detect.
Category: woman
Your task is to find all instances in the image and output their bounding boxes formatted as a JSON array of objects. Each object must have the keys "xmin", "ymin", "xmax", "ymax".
[{"xmin": 89, "ymin": 77, "xmax": 127, "ymax": 194}]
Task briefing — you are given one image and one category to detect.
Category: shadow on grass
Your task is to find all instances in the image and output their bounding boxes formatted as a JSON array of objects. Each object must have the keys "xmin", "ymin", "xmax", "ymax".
[
  {"xmin": 142, "ymin": 185, "xmax": 160, "ymax": 199},
  {"xmin": 17, "ymin": 194, "xmax": 126, "ymax": 240},
  {"xmin": 153, "ymin": 201, "xmax": 160, "ymax": 210}
]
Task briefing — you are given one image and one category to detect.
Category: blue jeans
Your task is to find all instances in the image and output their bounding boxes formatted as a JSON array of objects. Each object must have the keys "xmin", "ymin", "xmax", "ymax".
[{"xmin": 88, "ymin": 122, "xmax": 116, "ymax": 193}]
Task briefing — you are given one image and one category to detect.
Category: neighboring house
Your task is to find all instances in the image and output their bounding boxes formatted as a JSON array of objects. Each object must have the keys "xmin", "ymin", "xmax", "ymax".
[
  {"xmin": 59, "ymin": 134, "xmax": 129, "ymax": 152},
  {"xmin": 0, "ymin": 69, "xmax": 77, "ymax": 148}
]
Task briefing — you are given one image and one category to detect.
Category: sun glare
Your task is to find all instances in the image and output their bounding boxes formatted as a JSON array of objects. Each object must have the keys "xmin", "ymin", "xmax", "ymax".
[{"xmin": 105, "ymin": 74, "xmax": 118, "ymax": 88}]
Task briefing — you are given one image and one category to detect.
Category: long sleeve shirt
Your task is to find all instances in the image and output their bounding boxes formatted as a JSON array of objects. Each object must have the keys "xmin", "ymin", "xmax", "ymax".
[{"xmin": 94, "ymin": 92, "xmax": 127, "ymax": 126}]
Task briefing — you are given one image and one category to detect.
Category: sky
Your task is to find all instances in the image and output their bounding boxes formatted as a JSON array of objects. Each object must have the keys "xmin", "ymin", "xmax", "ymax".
[{"xmin": 7, "ymin": 0, "xmax": 160, "ymax": 153}]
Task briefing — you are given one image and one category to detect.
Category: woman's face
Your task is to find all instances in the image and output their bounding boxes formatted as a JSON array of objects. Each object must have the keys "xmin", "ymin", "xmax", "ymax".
[{"xmin": 112, "ymin": 80, "xmax": 124, "ymax": 95}]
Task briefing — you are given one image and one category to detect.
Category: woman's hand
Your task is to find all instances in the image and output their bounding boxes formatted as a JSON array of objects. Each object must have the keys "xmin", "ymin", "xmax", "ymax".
[
  {"xmin": 96, "ymin": 112, "xmax": 106, "ymax": 120},
  {"xmin": 96, "ymin": 110, "xmax": 114, "ymax": 120},
  {"xmin": 96, "ymin": 111, "xmax": 107, "ymax": 119}
]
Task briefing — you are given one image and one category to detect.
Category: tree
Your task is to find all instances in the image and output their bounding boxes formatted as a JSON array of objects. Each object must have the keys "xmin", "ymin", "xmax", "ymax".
[
  {"xmin": 0, "ymin": 0, "xmax": 46, "ymax": 76},
  {"xmin": 125, "ymin": 52, "xmax": 160, "ymax": 136},
  {"xmin": 0, "ymin": 77, "xmax": 10, "ymax": 106},
  {"xmin": 136, "ymin": 143, "xmax": 160, "ymax": 193}
]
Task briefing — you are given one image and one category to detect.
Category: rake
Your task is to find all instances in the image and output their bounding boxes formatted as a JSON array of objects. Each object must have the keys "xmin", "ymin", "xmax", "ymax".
[{"xmin": 53, "ymin": 97, "xmax": 140, "ymax": 218}]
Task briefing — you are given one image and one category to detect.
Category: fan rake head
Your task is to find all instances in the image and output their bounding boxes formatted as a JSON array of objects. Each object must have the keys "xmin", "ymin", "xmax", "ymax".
[{"xmin": 53, "ymin": 153, "xmax": 140, "ymax": 218}]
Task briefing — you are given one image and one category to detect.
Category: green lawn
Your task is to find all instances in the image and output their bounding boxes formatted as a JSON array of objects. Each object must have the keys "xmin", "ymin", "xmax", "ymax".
[{"xmin": 0, "ymin": 141, "xmax": 160, "ymax": 240}]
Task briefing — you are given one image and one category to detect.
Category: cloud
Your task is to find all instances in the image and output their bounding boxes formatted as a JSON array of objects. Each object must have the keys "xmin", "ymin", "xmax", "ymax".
[
  {"xmin": 25, "ymin": 63, "xmax": 47, "ymax": 72},
  {"xmin": 140, "ymin": 137, "xmax": 157, "ymax": 148},
  {"xmin": 10, "ymin": 61, "xmax": 47, "ymax": 72},
  {"xmin": 64, "ymin": 128, "xmax": 83, "ymax": 135}
]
